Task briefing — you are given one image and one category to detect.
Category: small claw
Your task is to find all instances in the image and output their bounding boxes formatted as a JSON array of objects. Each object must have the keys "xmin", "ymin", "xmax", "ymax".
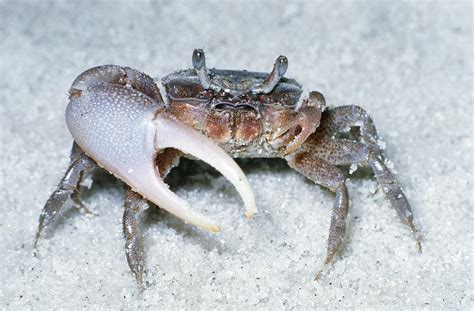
[{"xmin": 66, "ymin": 74, "xmax": 256, "ymax": 232}]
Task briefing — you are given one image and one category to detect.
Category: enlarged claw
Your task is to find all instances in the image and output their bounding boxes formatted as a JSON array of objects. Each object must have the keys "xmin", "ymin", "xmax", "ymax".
[{"xmin": 65, "ymin": 66, "xmax": 256, "ymax": 232}]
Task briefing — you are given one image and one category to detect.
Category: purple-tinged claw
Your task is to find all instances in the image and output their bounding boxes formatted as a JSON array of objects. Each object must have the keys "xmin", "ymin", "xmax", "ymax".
[{"xmin": 65, "ymin": 71, "xmax": 255, "ymax": 232}]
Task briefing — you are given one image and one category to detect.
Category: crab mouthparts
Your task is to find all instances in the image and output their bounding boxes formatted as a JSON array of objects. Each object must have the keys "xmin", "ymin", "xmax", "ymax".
[{"xmin": 66, "ymin": 85, "xmax": 256, "ymax": 232}]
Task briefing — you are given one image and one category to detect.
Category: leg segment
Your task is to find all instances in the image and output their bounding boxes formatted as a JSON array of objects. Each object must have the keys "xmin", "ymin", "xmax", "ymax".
[
  {"xmin": 123, "ymin": 186, "xmax": 147, "ymax": 291},
  {"xmin": 317, "ymin": 105, "xmax": 380, "ymax": 152},
  {"xmin": 298, "ymin": 135, "xmax": 370, "ymax": 166},
  {"xmin": 285, "ymin": 151, "xmax": 349, "ymax": 279},
  {"xmin": 34, "ymin": 143, "xmax": 96, "ymax": 251},
  {"xmin": 368, "ymin": 153, "xmax": 421, "ymax": 251},
  {"xmin": 122, "ymin": 148, "xmax": 182, "ymax": 289}
]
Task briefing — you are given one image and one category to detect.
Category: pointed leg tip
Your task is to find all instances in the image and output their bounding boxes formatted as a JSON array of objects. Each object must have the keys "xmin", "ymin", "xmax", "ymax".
[
  {"xmin": 134, "ymin": 275, "xmax": 145, "ymax": 293},
  {"xmin": 33, "ymin": 233, "xmax": 41, "ymax": 254},
  {"xmin": 137, "ymin": 280, "xmax": 145, "ymax": 293},
  {"xmin": 314, "ymin": 253, "xmax": 335, "ymax": 282},
  {"xmin": 408, "ymin": 221, "xmax": 422, "ymax": 254},
  {"xmin": 314, "ymin": 263, "xmax": 330, "ymax": 282},
  {"xmin": 416, "ymin": 240, "xmax": 422, "ymax": 254},
  {"xmin": 33, "ymin": 240, "xmax": 41, "ymax": 258}
]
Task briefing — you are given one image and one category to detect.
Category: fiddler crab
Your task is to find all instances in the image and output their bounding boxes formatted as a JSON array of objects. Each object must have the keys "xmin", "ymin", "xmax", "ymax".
[{"xmin": 35, "ymin": 49, "xmax": 421, "ymax": 290}]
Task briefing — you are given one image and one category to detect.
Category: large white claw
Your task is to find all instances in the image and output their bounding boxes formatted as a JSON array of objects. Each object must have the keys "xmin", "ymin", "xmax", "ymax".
[{"xmin": 66, "ymin": 83, "xmax": 256, "ymax": 232}]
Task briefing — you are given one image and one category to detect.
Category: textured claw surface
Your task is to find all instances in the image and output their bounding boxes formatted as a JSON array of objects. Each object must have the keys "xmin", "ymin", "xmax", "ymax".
[{"xmin": 66, "ymin": 80, "xmax": 255, "ymax": 231}]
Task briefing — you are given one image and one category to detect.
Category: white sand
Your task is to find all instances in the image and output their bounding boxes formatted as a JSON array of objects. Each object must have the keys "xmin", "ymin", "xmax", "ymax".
[{"xmin": 1, "ymin": 0, "xmax": 472, "ymax": 309}]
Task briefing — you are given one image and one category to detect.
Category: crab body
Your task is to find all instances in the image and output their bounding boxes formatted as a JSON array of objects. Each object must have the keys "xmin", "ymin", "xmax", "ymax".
[
  {"xmin": 35, "ymin": 49, "xmax": 420, "ymax": 290},
  {"xmin": 163, "ymin": 68, "xmax": 323, "ymax": 158}
]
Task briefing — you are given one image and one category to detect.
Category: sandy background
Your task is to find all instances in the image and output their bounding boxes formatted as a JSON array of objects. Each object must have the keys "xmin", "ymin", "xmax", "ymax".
[{"xmin": 1, "ymin": 0, "xmax": 472, "ymax": 309}]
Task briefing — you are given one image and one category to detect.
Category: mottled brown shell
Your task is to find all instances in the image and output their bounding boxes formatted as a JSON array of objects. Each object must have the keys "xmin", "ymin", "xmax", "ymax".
[{"xmin": 162, "ymin": 69, "xmax": 323, "ymax": 157}]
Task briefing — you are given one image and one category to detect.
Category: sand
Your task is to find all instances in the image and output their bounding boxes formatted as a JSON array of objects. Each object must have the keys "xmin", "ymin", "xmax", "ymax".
[{"xmin": 1, "ymin": 0, "xmax": 472, "ymax": 309}]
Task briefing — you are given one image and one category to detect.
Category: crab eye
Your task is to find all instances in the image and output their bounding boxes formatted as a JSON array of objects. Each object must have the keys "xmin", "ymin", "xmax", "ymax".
[
  {"xmin": 192, "ymin": 49, "xmax": 205, "ymax": 70},
  {"xmin": 250, "ymin": 55, "xmax": 289, "ymax": 95},
  {"xmin": 276, "ymin": 56, "xmax": 288, "ymax": 76},
  {"xmin": 192, "ymin": 49, "xmax": 223, "ymax": 92}
]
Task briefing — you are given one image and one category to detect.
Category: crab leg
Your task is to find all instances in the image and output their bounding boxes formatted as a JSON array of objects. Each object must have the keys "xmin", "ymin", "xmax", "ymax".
[
  {"xmin": 34, "ymin": 143, "xmax": 96, "ymax": 251},
  {"xmin": 123, "ymin": 186, "xmax": 147, "ymax": 290},
  {"xmin": 66, "ymin": 82, "xmax": 255, "ymax": 233},
  {"xmin": 307, "ymin": 105, "xmax": 421, "ymax": 251},
  {"xmin": 285, "ymin": 151, "xmax": 349, "ymax": 280}
]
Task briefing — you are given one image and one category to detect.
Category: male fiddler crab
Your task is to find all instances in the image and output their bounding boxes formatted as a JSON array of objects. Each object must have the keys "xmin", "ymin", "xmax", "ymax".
[{"xmin": 35, "ymin": 49, "xmax": 421, "ymax": 290}]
